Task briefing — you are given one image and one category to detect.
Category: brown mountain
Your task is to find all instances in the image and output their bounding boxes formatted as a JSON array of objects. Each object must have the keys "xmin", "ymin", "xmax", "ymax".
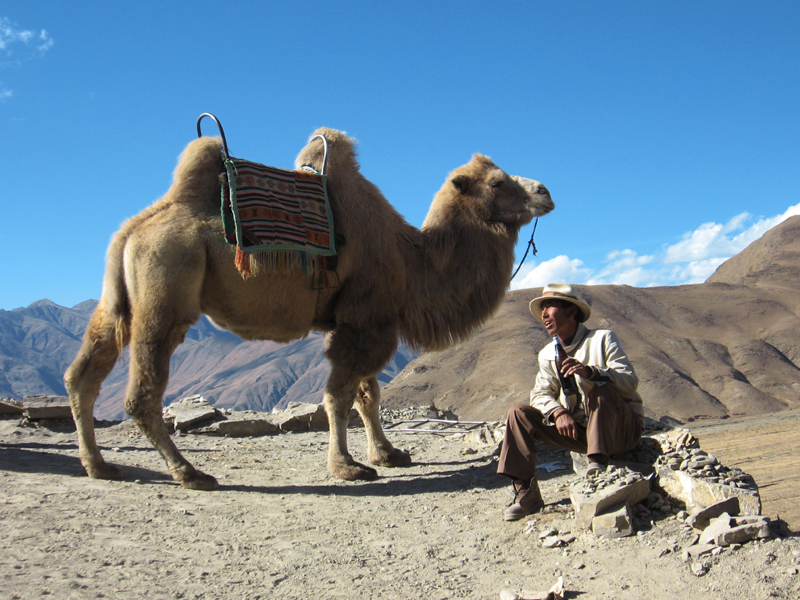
[{"xmin": 382, "ymin": 215, "xmax": 800, "ymax": 422}]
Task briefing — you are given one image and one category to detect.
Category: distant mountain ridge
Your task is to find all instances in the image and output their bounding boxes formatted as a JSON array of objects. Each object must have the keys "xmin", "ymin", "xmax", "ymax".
[
  {"xmin": 7, "ymin": 215, "xmax": 800, "ymax": 424},
  {"xmin": 382, "ymin": 215, "xmax": 800, "ymax": 423},
  {"xmin": 0, "ymin": 302, "xmax": 417, "ymax": 420}
]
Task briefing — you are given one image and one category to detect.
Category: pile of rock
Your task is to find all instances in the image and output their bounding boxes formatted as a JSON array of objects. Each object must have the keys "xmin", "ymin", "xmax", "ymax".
[
  {"xmin": 655, "ymin": 430, "xmax": 756, "ymax": 489},
  {"xmin": 654, "ymin": 428, "xmax": 761, "ymax": 515},
  {"xmin": 380, "ymin": 405, "xmax": 459, "ymax": 423},
  {"xmin": 569, "ymin": 465, "xmax": 651, "ymax": 537},
  {"xmin": 564, "ymin": 423, "xmax": 765, "ymax": 542},
  {"xmin": 679, "ymin": 497, "xmax": 773, "ymax": 576},
  {"xmin": 609, "ymin": 435, "xmax": 663, "ymax": 472}
]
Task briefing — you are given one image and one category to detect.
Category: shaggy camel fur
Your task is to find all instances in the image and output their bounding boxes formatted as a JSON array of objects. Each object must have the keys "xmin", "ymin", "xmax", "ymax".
[{"xmin": 64, "ymin": 129, "xmax": 554, "ymax": 488}]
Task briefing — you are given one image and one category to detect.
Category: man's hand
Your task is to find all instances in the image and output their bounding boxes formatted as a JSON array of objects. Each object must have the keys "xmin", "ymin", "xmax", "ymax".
[
  {"xmin": 561, "ymin": 356, "xmax": 591, "ymax": 380},
  {"xmin": 554, "ymin": 410, "xmax": 578, "ymax": 440}
]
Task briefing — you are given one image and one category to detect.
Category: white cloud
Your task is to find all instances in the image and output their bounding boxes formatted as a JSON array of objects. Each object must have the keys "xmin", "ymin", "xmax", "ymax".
[
  {"xmin": 510, "ymin": 201, "xmax": 800, "ymax": 290},
  {"xmin": 0, "ymin": 16, "xmax": 54, "ymax": 63},
  {"xmin": 0, "ymin": 17, "xmax": 53, "ymax": 100},
  {"xmin": 513, "ymin": 255, "xmax": 593, "ymax": 289}
]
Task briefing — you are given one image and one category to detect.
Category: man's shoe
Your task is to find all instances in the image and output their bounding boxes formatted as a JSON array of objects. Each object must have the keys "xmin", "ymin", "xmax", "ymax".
[
  {"xmin": 504, "ymin": 479, "xmax": 544, "ymax": 521},
  {"xmin": 585, "ymin": 454, "xmax": 608, "ymax": 477},
  {"xmin": 571, "ymin": 451, "xmax": 588, "ymax": 476}
]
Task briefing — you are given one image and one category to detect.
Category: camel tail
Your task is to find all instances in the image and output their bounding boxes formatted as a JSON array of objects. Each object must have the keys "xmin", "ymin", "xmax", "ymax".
[
  {"xmin": 114, "ymin": 314, "xmax": 128, "ymax": 356},
  {"xmin": 99, "ymin": 222, "xmax": 134, "ymax": 356}
]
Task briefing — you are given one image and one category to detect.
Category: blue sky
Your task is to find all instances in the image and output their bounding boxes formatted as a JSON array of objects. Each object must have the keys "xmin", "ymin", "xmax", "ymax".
[{"xmin": 1, "ymin": 1, "xmax": 798, "ymax": 310}]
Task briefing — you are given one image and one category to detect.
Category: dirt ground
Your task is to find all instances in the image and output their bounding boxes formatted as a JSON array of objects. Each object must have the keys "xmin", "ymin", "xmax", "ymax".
[
  {"xmin": 687, "ymin": 409, "xmax": 800, "ymax": 534},
  {"xmin": 1, "ymin": 414, "xmax": 799, "ymax": 600}
]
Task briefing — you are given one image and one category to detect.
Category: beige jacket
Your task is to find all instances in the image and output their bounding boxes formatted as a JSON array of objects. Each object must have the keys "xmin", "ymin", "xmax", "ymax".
[{"xmin": 530, "ymin": 323, "xmax": 645, "ymax": 427}]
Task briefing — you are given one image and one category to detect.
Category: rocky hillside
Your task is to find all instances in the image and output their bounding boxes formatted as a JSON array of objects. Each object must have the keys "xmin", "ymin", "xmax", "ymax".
[
  {"xmin": 0, "ymin": 302, "xmax": 416, "ymax": 420},
  {"xmin": 382, "ymin": 216, "xmax": 800, "ymax": 423}
]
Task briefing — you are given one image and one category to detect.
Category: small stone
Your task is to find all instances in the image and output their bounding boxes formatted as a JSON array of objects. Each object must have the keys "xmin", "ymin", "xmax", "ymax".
[
  {"xmin": 688, "ymin": 497, "xmax": 740, "ymax": 530},
  {"xmin": 592, "ymin": 502, "xmax": 633, "ymax": 538},
  {"xmin": 715, "ymin": 521, "xmax": 771, "ymax": 546},
  {"xmin": 538, "ymin": 527, "xmax": 558, "ymax": 539},
  {"xmin": 542, "ymin": 535, "xmax": 561, "ymax": 548},
  {"xmin": 686, "ymin": 544, "xmax": 714, "ymax": 558},
  {"xmin": 699, "ymin": 513, "xmax": 732, "ymax": 545},
  {"xmin": 691, "ymin": 561, "xmax": 708, "ymax": 576},
  {"xmin": 559, "ymin": 534, "xmax": 577, "ymax": 544}
]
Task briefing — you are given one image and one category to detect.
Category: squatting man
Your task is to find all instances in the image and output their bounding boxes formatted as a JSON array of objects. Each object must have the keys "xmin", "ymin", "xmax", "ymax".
[{"xmin": 497, "ymin": 283, "xmax": 645, "ymax": 521}]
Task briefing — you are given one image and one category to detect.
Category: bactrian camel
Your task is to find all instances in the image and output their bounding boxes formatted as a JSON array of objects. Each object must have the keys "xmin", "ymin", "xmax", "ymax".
[{"xmin": 64, "ymin": 128, "xmax": 554, "ymax": 488}]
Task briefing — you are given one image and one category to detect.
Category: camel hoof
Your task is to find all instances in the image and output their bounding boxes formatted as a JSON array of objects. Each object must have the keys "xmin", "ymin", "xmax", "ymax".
[
  {"xmin": 178, "ymin": 471, "xmax": 219, "ymax": 491},
  {"xmin": 85, "ymin": 462, "xmax": 123, "ymax": 481},
  {"xmin": 371, "ymin": 448, "xmax": 413, "ymax": 468},
  {"xmin": 330, "ymin": 461, "xmax": 379, "ymax": 481}
]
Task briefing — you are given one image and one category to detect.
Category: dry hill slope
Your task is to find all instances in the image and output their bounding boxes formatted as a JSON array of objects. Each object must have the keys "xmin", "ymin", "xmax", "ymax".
[{"xmin": 383, "ymin": 216, "xmax": 800, "ymax": 422}]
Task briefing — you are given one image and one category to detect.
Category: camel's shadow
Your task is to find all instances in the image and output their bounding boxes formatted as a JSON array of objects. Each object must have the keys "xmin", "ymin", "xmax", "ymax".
[
  {"xmin": 0, "ymin": 442, "xmax": 172, "ymax": 482},
  {"xmin": 224, "ymin": 456, "xmax": 516, "ymax": 497},
  {"xmin": 1, "ymin": 438, "xmax": 575, "ymax": 495}
]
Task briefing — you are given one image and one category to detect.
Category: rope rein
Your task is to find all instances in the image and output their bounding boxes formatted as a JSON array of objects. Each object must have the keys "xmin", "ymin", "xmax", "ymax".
[{"xmin": 510, "ymin": 217, "xmax": 538, "ymax": 282}]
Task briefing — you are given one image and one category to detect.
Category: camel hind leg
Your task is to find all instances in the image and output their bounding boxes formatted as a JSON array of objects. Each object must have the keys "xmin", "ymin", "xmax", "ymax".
[
  {"xmin": 125, "ymin": 318, "xmax": 218, "ymax": 490},
  {"xmin": 355, "ymin": 376, "xmax": 412, "ymax": 468},
  {"xmin": 64, "ymin": 305, "xmax": 127, "ymax": 480}
]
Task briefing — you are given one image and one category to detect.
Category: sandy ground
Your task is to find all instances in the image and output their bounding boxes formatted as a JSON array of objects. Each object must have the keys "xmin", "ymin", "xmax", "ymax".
[
  {"xmin": 687, "ymin": 409, "xmax": 800, "ymax": 533},
  {"xmin": 1, "ymin": 415, "xmax": 799, "ymax": 600}
]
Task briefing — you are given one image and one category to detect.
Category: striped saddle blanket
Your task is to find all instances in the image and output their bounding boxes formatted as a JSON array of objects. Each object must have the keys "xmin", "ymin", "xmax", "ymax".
[{"xmin": 221, "ymin": 157, "xmax": 337, "ymax": 281}]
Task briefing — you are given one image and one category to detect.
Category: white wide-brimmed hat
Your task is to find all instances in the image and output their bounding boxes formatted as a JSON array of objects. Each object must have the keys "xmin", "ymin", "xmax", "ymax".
[{"xmin": 529, "ymin": 283, "xmax": 592, "ymax": 323}]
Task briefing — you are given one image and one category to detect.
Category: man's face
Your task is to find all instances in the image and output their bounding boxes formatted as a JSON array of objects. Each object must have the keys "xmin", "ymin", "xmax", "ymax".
[{"xmin": 540, "ymin": 299, "xmax": 578, "ymax": 341}]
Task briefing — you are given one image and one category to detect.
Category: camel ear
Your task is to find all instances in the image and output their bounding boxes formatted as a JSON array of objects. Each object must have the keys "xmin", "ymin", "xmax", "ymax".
[{"xmin": 451, "ymin": 174, "xmax": 470, "ymax": 194}]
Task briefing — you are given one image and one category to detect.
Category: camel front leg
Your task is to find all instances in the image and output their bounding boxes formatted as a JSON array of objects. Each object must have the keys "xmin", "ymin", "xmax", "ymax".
[
  {"xmin": 355, "ymin": 376, "xmax": 412, "ymax": 468},
  {"xmin": 324, "ymin": 367, "xmax": 378, "ymax": 481}
]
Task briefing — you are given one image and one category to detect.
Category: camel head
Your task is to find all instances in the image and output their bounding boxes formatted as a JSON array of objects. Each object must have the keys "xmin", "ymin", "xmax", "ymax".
[{"xmin": 424, "ymin": 154, "xmax": 554, "ymax": 231}]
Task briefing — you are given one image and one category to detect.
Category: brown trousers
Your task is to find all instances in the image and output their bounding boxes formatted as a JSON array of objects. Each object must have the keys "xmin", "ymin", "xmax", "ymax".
[{"xmin": 496, "ymin": 383, "xmax": 643, "ymax": 482}]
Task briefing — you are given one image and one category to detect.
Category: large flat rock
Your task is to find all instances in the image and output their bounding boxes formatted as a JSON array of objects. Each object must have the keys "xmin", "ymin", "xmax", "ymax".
[
  {"xmin": 0, "ymin": 398, "xmax": 24, "ymax": 415},
  {"xmin": 23, "ymin": 395, "xmax": 72, "ymax": 420},
  {"xmin": 163, "ymin": 395, "xmax": 218, "ymax": 430},
  {"xmin": 657, "ymin": 466, "xmax": 761, "ymax": 515},
  {"xmin": 193, "ymin": 418, "xmax": 278, "ymax": 437},
  {"xmin": 570, "ymin": 470, "xmax": 651, "ymax": 530}
]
